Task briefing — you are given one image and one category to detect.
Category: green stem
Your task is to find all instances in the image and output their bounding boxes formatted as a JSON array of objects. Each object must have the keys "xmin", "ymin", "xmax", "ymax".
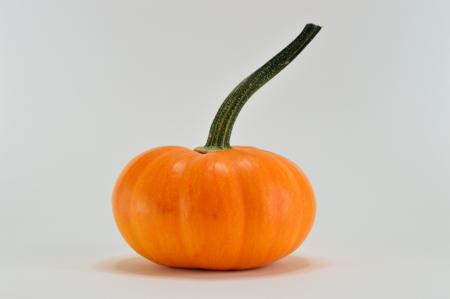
[{"xmin": 195, "ymin": 23, "xmax": 321, "ymax": 154}]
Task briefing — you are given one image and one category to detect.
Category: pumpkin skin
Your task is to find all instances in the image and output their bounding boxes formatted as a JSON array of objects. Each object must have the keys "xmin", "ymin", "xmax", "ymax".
[{"xmin": 113, "ymin": 146, "xmax": 315, "ymax": 270}]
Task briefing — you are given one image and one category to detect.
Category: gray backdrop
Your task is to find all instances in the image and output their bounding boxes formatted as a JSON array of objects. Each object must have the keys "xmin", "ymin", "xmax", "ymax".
[{"xmin": 1, "ymin": 0, "xmax": 449, "ymax": 298}]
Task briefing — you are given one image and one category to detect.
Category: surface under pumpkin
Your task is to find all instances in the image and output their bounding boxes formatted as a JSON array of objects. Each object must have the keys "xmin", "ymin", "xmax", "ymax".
[{"xmin": 113, "ymin": 23, "xmax": 321, "ymax": 270}]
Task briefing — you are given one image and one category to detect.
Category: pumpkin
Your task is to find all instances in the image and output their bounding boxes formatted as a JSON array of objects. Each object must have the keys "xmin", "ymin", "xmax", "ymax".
[{"xmin": 113, "ymin": 23, "xmax": 321, "ymax": 270}]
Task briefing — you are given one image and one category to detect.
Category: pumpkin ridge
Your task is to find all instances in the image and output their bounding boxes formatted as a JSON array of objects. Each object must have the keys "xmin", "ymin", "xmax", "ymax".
[
  {"xmin": 262, "ymin": 151, "xmax": 309, "ymax": 258},
  {"xmin": 113, "ymin": 146, "xmax": 172, "ymax": 257},
  {"xmin": 129, "ymin": 147, "xmax": 185, "ymax": 261}
]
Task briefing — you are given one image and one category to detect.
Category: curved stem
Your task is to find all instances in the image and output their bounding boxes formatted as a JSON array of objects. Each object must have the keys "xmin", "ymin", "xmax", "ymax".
[{"xmin": 195, "ymin": 23, "xmax": 321, "ymax": 154}]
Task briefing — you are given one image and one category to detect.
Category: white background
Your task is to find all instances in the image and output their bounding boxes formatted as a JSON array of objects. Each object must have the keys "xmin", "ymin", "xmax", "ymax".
[{"xmin": 1, "ymin": 0, "xmax": 449, "ymax": 298}]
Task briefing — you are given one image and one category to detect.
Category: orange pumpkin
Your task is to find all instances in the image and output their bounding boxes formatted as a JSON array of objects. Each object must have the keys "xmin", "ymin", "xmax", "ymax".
[{"xmin": 113, "ymin": 24, "xmax": 321, "ymax": 270}]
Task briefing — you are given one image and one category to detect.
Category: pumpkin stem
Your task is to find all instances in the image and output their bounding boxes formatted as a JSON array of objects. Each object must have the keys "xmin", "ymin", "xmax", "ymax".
[{"xmin": 194, "ymin": 23, "xmax": 321, "ymax": 154}]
